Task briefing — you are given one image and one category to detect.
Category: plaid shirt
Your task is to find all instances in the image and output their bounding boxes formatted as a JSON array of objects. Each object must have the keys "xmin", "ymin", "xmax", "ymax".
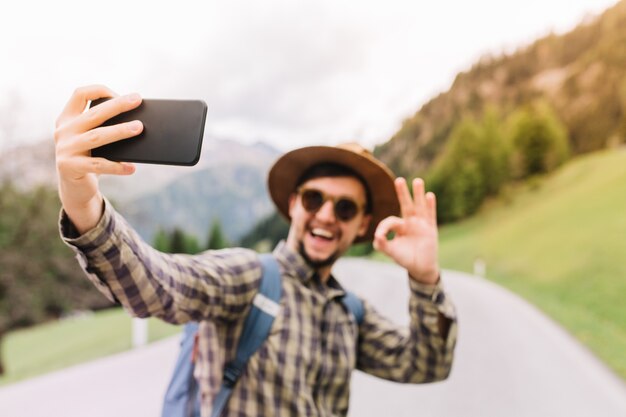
[{"xmin": 60, "ymin": 200, "xmax": 457, "ymax": 417}]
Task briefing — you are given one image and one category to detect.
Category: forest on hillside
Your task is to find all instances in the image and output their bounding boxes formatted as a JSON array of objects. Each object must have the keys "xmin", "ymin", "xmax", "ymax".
[
  {"xmin": 376, "ymin": 0, "xmax": 626, "ymax": 192},
  {"xmin": 239, "ymin": 2, "xmax": 626, "ymax": 245}
]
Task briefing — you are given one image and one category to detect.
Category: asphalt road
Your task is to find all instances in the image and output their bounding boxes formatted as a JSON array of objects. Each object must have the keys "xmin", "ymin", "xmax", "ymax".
[
  {"xmin": 336, "ymin": 259, "xmax": 626, "ymax": 417},
  {"xmin": 0, "ymin": 259, "xmax": 625, "ymax": 417}
]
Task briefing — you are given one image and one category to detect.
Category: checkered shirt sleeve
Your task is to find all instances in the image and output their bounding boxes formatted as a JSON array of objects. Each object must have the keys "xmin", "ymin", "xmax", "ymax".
[
  {"xmin": 356, "ymin": 279, "xmax": 457, "ymax": 383},
  {"xmin": 59, "ymin": 198, "xmax": 262, "ymax": 324}
]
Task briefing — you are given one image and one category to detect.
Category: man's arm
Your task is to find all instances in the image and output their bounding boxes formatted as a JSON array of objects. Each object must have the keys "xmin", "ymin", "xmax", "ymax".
[
  {"xmin": 60, "ymin": 197, "xmax": 263, "ymax": 324},
  {"xmin": 55, "ymin": 86, "xmax": 262, "ymax": 323},
  {"xmin": 356, "ymin": 280, "xmax": 457, "ymax": 382},
  {"xmin": 363, "ymin": 177, "xmax": 456, "ymax": 380}
]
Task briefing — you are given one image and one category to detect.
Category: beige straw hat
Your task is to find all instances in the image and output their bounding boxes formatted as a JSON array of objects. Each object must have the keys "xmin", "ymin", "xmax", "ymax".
[{"xmin": 267, "ymin": 142, "xmax": 400, "ymax": 243}]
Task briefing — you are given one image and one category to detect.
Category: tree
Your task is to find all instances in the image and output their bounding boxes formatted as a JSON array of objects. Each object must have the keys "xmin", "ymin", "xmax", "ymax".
[
  {"xmin": 429, "ymin": 157, "xmax": 486, "ymax": 223},
  {"xmin": 168, "ymin": 227, "xmax": 201, "ymax": 254},
  {"xmin": 153, "ymin": 227, "xmax": 202, "ymax": 254},
  {"xmin": 427, "ymin": 110, "xmax": 511, "ymax": 223},
  {"xmin": 168, "ymin": 228, "xmax": 186, "ymax": 253},
  {"xmin": 346, "ymin": 242, "xmax": 374, "ymax": 257},
  {"xmin": 206, "ymin": 219, "xmax": 229, "ymax": 251},
  {"xmin": 479, "ymin": 108, "xmax": 512, "ymax": 195},
  {"xmin": 239, "ymin": 211, "xmax": 289, "ymax": 251},
  {"xmin": 427, "ymin": 119, "xmax": 482, "ymax": 222},
  {"xmin": 0, "ymin": 183, "xmax": 114, "ymax": 375},
  {"xmin": 508, "ymin": 101, "xmax": 570, "ymax": 178},
  {"xmin": 153, "ymin": 229, "xmax": 170, "ymax": 252}
]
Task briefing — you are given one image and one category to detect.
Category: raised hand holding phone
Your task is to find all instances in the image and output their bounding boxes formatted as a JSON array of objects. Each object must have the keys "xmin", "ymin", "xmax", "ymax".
[{"xmin": 54, "ymin": 85, "xmax": 144, "ymax": 234}]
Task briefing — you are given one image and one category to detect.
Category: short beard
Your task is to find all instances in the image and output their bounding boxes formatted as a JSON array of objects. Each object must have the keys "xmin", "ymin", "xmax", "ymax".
[{"xmin": 298, "ymin": 241, "xmax": 340, "ymax": 269}]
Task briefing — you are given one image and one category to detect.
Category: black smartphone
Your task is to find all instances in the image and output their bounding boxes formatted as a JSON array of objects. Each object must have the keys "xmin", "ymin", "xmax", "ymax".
[{"xmin": 90, "ymin": 98, "xmax": 208, "ymax": 166}]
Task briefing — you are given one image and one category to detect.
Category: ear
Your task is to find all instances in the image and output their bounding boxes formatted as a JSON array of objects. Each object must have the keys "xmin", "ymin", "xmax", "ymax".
[
  {"xmin": 356, "ymin": 214, "xmax": 372, "ymax": 238},
  {"xmin": 287, "ymin": 193, "xmax": 297, "ymax": 218}
]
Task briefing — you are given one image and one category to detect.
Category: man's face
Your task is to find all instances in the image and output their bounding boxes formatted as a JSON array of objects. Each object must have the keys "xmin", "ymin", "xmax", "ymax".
[{"xmin": 286, "ymin": 176, "xmax": 371, "ymax": 269}]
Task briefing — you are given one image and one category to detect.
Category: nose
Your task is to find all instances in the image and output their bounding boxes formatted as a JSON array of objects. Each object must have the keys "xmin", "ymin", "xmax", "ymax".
[{"xmin": 315, "ymin": 199, "xmax": 336, "ymax": 222}]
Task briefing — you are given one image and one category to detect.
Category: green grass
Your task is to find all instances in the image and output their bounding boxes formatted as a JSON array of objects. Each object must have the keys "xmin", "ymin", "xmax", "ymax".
[
  {"xmin": 436, "ymin": 148, "xmax": 626, "ymax": 379},
  {"xmin": 0, "ymin": 308, "xmax": 181, "ymax": 386}
]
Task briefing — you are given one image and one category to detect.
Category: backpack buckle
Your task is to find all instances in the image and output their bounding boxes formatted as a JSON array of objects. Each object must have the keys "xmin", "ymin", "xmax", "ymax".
[{"xmin": 222, "ymin": 363, "xmax": 242, "ymax": 388}]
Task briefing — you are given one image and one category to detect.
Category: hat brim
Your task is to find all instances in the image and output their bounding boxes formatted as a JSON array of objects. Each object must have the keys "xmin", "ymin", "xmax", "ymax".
[{"xmin": 267, "ymin": 145, "xmax": 400, "ymax": 243}]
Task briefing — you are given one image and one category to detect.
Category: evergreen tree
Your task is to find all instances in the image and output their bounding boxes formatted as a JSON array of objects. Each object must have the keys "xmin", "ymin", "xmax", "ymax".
[
  {"xmin": 154, "ymin": 227, "xmax": 200, "ymax": 254},
  {"xmin": 184, "ymin": 233, "xmax": 201, "ymax": 254},
  {"xmin": 239, "ymin": 211, "xmax": 289, "ymax": 251},
  {"xmin": 169, "ymin": 228, "xmax": 192, "ymax": 254},
  {"xmin": 153, "ymin": 228, "xmax": 170, "ymax": 252},
  {"xmin": 206, "ymin": 218, "xmax": 229, "ymax": 250}
]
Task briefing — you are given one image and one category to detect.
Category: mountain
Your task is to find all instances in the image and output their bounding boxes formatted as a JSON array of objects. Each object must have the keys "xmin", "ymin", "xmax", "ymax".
[
  {"xmin": 375, "ymin": 0, "xmax": 626, "ymax": 178},
  {"xmin": 99, "ymin": 138, "xmax": 279, "ymax": 204},
  {"xmin": 117, "ymin": 140, "xmax": 280, "ymax": 244},
  {"xmin": 0, "ymin": 140, "xmax": 56, "ymax": 190},
  {"xmin": 0, "ymin": 138, "xmax": 281, "ymax": 244}
]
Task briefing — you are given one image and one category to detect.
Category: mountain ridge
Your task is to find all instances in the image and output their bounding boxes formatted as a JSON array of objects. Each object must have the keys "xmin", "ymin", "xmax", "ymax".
[{"xmin": 0, "ymin": 138, "xmax": 281, "ymax": 244}]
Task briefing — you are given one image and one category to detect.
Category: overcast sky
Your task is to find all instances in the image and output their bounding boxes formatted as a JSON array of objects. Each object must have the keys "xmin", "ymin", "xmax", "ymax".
[{"xmin": 0, "ymin": 0, "xmax": 619, "ymax": 152}]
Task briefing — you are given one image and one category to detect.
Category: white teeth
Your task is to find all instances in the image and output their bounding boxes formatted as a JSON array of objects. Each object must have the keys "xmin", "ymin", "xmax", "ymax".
[{"xmin": 312, "ymin": 228, "xmax": 334, "ymax": 239}]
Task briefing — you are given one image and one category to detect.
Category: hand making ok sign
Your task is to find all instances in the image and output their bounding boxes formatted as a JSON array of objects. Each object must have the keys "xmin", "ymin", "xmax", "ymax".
[{"xmin": 373, "ymin": 177, "xmax": 440, "ymax": 285}]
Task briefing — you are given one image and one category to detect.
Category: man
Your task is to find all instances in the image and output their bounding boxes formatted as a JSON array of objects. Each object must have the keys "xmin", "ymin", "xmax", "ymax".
[{"xmin": 55, "ymin": 85, "xmax": 457, "ymax": 416}]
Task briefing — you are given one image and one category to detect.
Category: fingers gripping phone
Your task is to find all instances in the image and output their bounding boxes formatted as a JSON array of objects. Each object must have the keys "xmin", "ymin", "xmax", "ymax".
[{"xmin": 90, "ymin": 98, "xmax": 208, "ymax": 166}]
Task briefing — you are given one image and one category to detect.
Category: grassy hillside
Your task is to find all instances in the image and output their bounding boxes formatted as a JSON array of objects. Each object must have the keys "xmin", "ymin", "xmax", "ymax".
[
  {"xmin": 437, "ymin": 148, "xmax": 626, "ymax": 379},
  {"xmin": 0, "ymin": 308, "xmax": 181, "ymax": 386}
]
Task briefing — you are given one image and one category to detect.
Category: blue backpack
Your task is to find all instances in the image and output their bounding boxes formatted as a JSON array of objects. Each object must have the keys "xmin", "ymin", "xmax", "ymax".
[{"xmin": 161, "ymin": 254, "xmax": 364, "ymax": 417}]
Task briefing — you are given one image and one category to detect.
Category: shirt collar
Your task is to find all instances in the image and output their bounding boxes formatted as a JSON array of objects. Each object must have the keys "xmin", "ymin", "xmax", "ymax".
[{"xmin": 272, "ymin": 241, "xmax": 346, "ymax": 297}]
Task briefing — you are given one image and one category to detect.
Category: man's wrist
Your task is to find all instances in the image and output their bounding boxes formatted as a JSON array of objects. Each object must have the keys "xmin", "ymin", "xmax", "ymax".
[
  {"xmin": 408, "ymin": 268, "xmax": 440, "ymax": 285},
  {"xmin": 408, "ymin": 277, "xmax": 442, "ymax": 303},
  {"xmin": 60, "ymin": 196, "xmax": 114, "ymax": 251},
  {"xmin": 63, "ymin": 194, "xmax": 105, "ymax": 235}
]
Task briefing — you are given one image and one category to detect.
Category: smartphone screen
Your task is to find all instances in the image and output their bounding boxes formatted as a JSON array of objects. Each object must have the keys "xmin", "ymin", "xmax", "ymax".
[{"xmin": 90, "ymin": 98, "xmax": 208, "ymax": 166}]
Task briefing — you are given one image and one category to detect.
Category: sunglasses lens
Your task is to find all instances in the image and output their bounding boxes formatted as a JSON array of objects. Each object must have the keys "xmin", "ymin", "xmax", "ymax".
[
  {"xmin": 301, "ymin": 189, "xmax": 324, "ymax": 212},
  {"xmin": 299, "ymin": 188, "xmax": 360, "ymax": 221},
  {"xmin": 335, "ymin": 199, "xmax": 358, "ymax": 221}
]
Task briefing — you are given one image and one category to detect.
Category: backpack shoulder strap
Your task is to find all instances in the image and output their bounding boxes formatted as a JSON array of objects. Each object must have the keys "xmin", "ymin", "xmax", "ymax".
[
  {"xmin": 341, "ymin": 291, "xmax": 364, "ymax": 325},
  {"xmin": 211, "ymin": 253, "xmax": 282, "ymax": 417},
  {"xmin": 161, "ymin": 322, "xmax": 201, "ymax": 417}
]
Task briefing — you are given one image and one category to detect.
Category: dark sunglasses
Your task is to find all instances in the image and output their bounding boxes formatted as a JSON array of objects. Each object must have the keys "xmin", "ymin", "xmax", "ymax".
[{"xmin": 297, "ymin": 188, "xmax": 365, "ymax": 222}]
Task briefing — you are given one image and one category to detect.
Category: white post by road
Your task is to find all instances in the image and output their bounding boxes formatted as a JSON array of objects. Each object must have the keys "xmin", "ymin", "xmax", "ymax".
[
  {"xmin": 132, "ymin": 318, "xmax": 148, "ymax": 348},
  {"xmin": 473, "ymin": 258, "xmax": 486, "ymax": 277}
]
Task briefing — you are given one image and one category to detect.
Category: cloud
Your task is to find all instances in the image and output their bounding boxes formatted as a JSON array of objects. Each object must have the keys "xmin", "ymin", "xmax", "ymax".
[
  {"xmin": 0, "ymin": 0, "xmax": 618, "ymax": 152},
  {"xmin": 134, "ymin": 1, "xmax": 375, "ymax": 147}
]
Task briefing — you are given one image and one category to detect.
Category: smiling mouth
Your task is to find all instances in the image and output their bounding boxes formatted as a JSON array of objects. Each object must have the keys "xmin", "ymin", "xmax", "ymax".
[{"xmin": 310, "ymin": 228, "xmax": 335, "ymax": 240}]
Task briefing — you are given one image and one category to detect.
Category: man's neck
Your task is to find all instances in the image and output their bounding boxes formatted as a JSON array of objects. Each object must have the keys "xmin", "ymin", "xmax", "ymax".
[{"xmin": 316, "ymin": 267, "xmax": 332, "ymax": 284}]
